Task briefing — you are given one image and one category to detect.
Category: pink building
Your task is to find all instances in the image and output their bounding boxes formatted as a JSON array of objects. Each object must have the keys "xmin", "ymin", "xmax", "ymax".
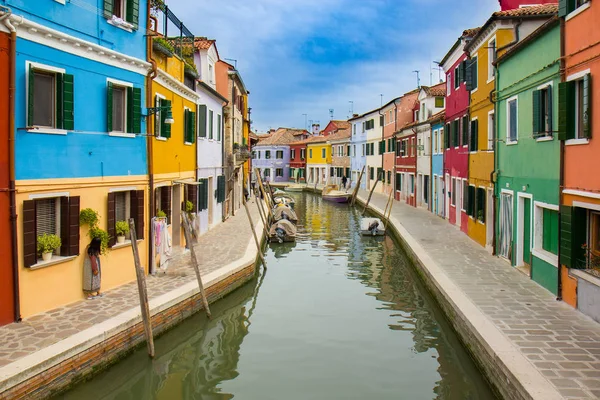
[{"xmin": 440, "ymin": 28, "xmax": 479, "ymax": 234}]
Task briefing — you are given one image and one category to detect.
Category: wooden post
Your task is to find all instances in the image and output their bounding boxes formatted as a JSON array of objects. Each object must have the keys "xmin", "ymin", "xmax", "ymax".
[
  {"xmin": 129, "ymin": 218, "xmax": 155, "ymax": 358},
  {"xmin": 181, "ymin": 213, "xmax": 212, "ymax": 318},
  {"xmin": 255, "ymin": 195, "xmax": 270, "ymax": 237},
  {"xmin": 244, "ymin": 198, "xmax": 267, "ymax": 268},
  {"xmin": 383, "ymin": 188, "xmax": 394, "ymax": 231},
  {"xmin": 351, "ymin": 166, "xmax": 366, "ymax": 206},
  {"xmin": 362, "ymin": 172, "xmax": 382, "ymax": 215},
  {"xmin": 254, "ymin": 168, "xmax": 275, "ymax": 222}
]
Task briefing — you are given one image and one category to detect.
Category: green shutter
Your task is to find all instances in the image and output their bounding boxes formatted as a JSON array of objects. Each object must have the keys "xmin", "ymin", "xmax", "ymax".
[
  {"xmin": 542, "ymin": 209, "xmax": 559, "ymax": 255},
  {"xmin": 183, "ymin": 109, "xmax": 190, "ymax": 143},
  {"xmin": 449, "ymin": 121, "xmax": 454, "ymax": 148},
  {"xmin": 190, "ymin": 111, "xmax": 196, "ymax": 143},
  {"xmin": 217, "ymin": 175, "xmax": 226, "ymax": 203},
  {"xmin": 445, "ymin": 123, "xmax": 450, "ymax": 149},
  {"xmin": 559, "ymin": 0, "xmax": 568, "ymax": 17},
  {"xmin": 198, "ymin": 105, "xmax": 207, "ymax": 137},
  {"xmin": 217, "ymin": 115, "xmax": 221, "ymax": 141},
  {"xmin": 62, "ymin": 74, "xmax": 74, "ymax": 130},
  {"xmin": 103, "ymin": 0, "xmax": 113, "ymax": 19},
  {"xmin": 370, "ymin": 167, "xmax": 374, "ymax": 180},
  {"xmin": 197, "ymin": 179, "xmax": 206, "ymax": 211},
  {"xmin": 127, "ymin": 86, "xmax": 134, "ymax": 133},
  {"xmin": 131, "ymin": 87, "xmax": 141, "ymax": 134},
  {"xmin": 532, "ymin": 89, "xmax": 541, "ymax": 135},
  {"xmin": 126, "ymin": 0, "xmax": 140, "ymax": 30},
  {"xmin": 470, "ymin": 119, "xmax": 478, "ymax": 151},
  {"xmin": 558, "ymin": 82, "xmax": 574, "ymax": 140},
  {"xmin": 28, "ymin": 65, "xmax": 35, "ymax": 126},
  {"xmin": 107, "ymin": 82, "xmax": 113, "ymax": 132},
  {"xmin": 56, "ymin": 73, "xmax": 64, "ymax": 129},
  {"xmin": 161, "ymin": 99, "xmax": 171, "ymax": 138},
  {"xmin": 583, "ymin": 73, "xmax": 592, "ymax": 138},
  {"xmin": 465, "ymin": 60, "xmax": 473, "ymax": 91}
]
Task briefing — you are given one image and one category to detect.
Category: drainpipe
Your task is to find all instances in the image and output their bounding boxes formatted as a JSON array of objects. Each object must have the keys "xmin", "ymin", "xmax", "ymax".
[
  {"xmin": 230, "ymin": 79, "xmax": 235, "ymax": 218},
  {"xmin": 221, "ymin": 104, "xmax": 226, "ymax": 222},
  {"xmin": 146, "ymin": 4, "xmax": 158, "ymax": 270},
  {"xmin": 557, "ymin": 16, "xmax": 566, "ymax": 301},
  {"xmin": 393, "ymin": 99, "xmax": 400, "ymax": 199},
  {"xmin": 0, "ymin": 6, "xmax": 20, "ymax": 322},
  {"xmin": 492, "ymin": 66, "xmax": 500, "ymax": 257},
  {"xmin": 496, "ymin": 19, "xmax": 522, "ymax": 54},
  {"xmin": 379, "ymin": 108, "xmax": 385, "ymax": 191}
]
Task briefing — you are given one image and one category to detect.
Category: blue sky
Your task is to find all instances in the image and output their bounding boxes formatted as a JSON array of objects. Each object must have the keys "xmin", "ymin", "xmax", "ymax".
[{"xmin": 169, "ymin": 0, "xmax": 499, "ymax": 133}]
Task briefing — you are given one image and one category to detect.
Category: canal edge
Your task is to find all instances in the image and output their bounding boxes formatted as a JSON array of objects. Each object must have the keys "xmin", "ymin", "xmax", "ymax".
[
  {"xmin": 0, "ymin": 214, "xmax": 268, "ymax": 400},
  {"xmin": 355, "ymin": 194, "xmax": 563, "ymax": 400}
]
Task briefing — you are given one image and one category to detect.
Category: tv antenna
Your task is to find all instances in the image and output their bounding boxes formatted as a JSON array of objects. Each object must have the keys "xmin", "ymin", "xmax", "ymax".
[
  {"xmin": 224, "ymin": 58, "xmax": 238, "ymax": 69},
  {"xmin": 413, "ymin": 70, "xmax": 421, "ymax": 88},
  {"xmin": 329, "ymin": 109, "xmax": 334, "ymax": 120}
]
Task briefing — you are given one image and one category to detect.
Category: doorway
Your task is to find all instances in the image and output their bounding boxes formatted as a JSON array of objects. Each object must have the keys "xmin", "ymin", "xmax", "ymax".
[
  {"xmin": 456, "ymin": 179, "xmax": 461, "ymax": 228},
  {"xmin": 516, "ymin": 193, "xmax": 533, "ymax": 274},
  {"xmin": 498, "ymin": 191, "xmax": 513, "ymax": 260},
  {"xmin": 486, "ymin": 188, "xmax": 494, "ymax": 249},
  {"xmin": 445, "ymin": 174, "xmax": 450, "ymax": 219},
  {"xmin": 172, "ymin": 184, "xmax": 181, "ymax": 247}
]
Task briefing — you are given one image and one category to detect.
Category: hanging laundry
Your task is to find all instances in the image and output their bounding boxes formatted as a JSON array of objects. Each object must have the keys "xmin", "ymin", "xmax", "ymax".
[{"xmin": 157, "ymin": 221, "xmax": 172, "ymax": 272}]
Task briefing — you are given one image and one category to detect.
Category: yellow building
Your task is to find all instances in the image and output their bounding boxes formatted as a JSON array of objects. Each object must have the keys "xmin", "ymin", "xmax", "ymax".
[
  {"xmin": 305, "ymin": 136, "xmax": 331, "ymax": 185},
  {"xmin": 465, "ymin": 7, "xmax": 552, "ymax": 249}
]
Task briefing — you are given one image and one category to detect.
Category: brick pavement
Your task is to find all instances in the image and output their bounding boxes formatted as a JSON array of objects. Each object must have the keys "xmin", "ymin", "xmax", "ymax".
[
  {"xmin": 0, "ymin": 201, "xmax": 262, "ymax": 370},
  {"xmin": 360, "ymin": 190, "xmax": 600, "ymax": 400}
]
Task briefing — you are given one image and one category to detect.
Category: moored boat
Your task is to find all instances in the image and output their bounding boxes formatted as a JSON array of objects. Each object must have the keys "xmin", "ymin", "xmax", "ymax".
[
  {"xmin": 322, "ymin": 184, "xmax": 351, "ymax": 203},
  {"xmin": 272, "ymin": 204, "xmax": 298, "ymax": 224},
  {"xmin": 269, "ymin": 219, "xmax": 297, "ymax": 243},
  {"xmin": 274, "ymin": 195, "xmax": 296, "ymax": 208},
  {"xmin": 360, "ymin": 218, "xmax": 385, "ymax": 236},
  {"xmin": 285, "ymin": 185, "xmax": 304, "ymax": 192}
]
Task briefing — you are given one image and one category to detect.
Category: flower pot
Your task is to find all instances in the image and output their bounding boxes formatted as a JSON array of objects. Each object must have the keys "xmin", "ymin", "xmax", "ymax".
[
  {"xmin": 42, "ymin": 252, "xmax": 53, "ymax": 262},
  {"xmin": 117, "ymin": 236, "xmax": 126, "ymax": 244}
]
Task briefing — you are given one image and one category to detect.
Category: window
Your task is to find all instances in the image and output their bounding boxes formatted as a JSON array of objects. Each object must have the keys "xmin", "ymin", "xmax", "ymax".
[
  {"xmin": 387, "ymin": 171, "xmax": 391, "ymax": 184},
  {"xmin": 370, "ymin": 167, "xmax": 374, "ymax": 180},
  {"xmin": 418, "ymin": 138, "xmax": 422, "ymax": 156},
  {"xmin": 184, "ymin": 108, "xmax": 196, "ymax": 144},
  {"xmin": 276, "ymin": 150, "xmax": 283, "ymax": 159},
  {"xmin": 365, "ymin": 119, "xmax": 375, "ymax": 130},
  {"xmin": 462, "ymin": 180, "xmax": 468, "ymax": 211},
  {"xmin": 389, "ymin": 110, "xmax": 393, "ymax": 123},
  {"xmin": 507, "ymin": 97, "xmax": 518, "ymax": 143},
  {"xmin": 322, "ymin": 148, "xmax": 326, "ymax": 158},
  {"xmin": 413, "ymin": 110, "xmax": 419, "ymax": 121},
  {"xmin": 208, "ymin": 64, "xmax": 214, "ymax": 83},
  {"xmin": 155, "ymin": 96, "xmax": 171, "ymax": 139},
  {"xmin": 217, "ymin": 114, "xmax": 221, "ymax": 141},
  {"xmin": 353, "ymin": 145, "xmax": 356, "ymax": 157},
  {"xmin": 447, "ymin": 73, "xmax": 452, "ymax": 94},
  {"xmin": 301, "ymin": 149, "xmax": 306, "ymax": 160},
  {"xmin": 276, "ymin": 168, "xmax": 283, "ymax": 177},
  {"xmin": 454, "ymin": 67, "xmax": 460, "ymax": 89},
  {"xmin": 470, "ymin": 119, "xmax": 478, "ymax": 151},
  {"xmin": 353, "ymin": 124, "xmax": 357, "ymax": 135},
  {"xmin": 560, "ymin": 75, "xmax": 591, "ymax": 141},
  {"xmin": 542, "ymin": 208, "xmax": 559, "ymax": 255},
  {"xmin": 411, "ymin": 137, "xmax": 415, "ymax": 156},
  {"xmin": 590, "ymin": 212, "xmax": 600, "ymax": 256},
  {"xmin": 362, "ymin": 122, "xmax": 366, "ymax": 133},
  {"xmin": 488, "ymin": 39, "xmax": 496, "ymax": 81},
  {"xmin": 309, "ymin": 149, "xmax": 312, "ymax": 158},
  {"xmin": 257, "ymin": 151, "xmax": 261, "ymax": 159},
  {"xmin": 433, "ymin": 130, "xmax": 438, "ymax": 154},
  {"xmin": 208, "ymin": 110, "xmax": 214, "ymax": 139},
  {"xmin": 362, "ymin": 144, "xmax": 365, "ymax": 156},
  {"xmin": 266, "ymin": 150, "xmax": 271, "ymax": 159},
  {"xmin": 27, "ymin": 64, "xmax": 74, "ymax": 131},
  {"xmin": 560, "ymin": 0, "xmax": 590, "ymax": 16},
  {"xmin": 467, "ymin": 185, "xmax": 476, "ymax": 217},
  {"xmin": 103, "ymin": 0, "xmax": 140, "ymax": 30},
  {"xmin": 435, "ymin": 97, "xmax": 444, "ymax": 108},
  {"xmin": 421, "ymin": 102, "xmax": 426, "ymax": 120},
  {"xmin": 409, "ymin": 174, "xmax": 415, "ymax": 195},
  {"xmin": 291, "ymin": 149, "xmax": 296, "ymax": 160},
  {"xmin": 453, "ymin": 120, "xmax": 460, "ymax": 148},
  {"xmin": 111, "ymin": 86, "xmax": 126, "ymax": 132},
  {"xmin": 252, "ymin": 151, "xmax": 256, "ymax": 159},
  {"xmin": 154, "ymin": 186, "xmax": 172, "ymax": 224},
  {"xmin": 451, "ymin": 178, "xmax": 456, "ymax": 206},
  {"xmin": 466, "ymin": 56, "xmax": 478, "ymax": 91},
  {"xmin": 348, "ymin": 145, "xmax": 351, "ymax": 156},
  {"xmin": 462, "ymin": 115, "xmax": 469, "ymax": 147},
  {"xmin": 476, "ymin": 188, "xmax": 486, "ymax": 223},
  {"xmin": 487, "ymin": 112, "xmax": 495, "ymax": 150},
  {"xmin": 439, "ymin": 127, "xmax": 444, "ymax": 152},
  {"xmin": 395, "ymin": 173, "xmax": 402, "ymax": 191}
]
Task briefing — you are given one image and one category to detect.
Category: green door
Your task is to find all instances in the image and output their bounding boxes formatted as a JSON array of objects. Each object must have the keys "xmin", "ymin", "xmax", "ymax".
[{"xmin": 523, "ymin": 198, "xmax": 531, "ymax": 265}]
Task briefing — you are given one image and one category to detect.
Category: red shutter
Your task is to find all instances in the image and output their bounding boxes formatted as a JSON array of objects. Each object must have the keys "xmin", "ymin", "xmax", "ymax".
[
  {"xmin": 69, "ymin": 196, "xmax": 80, "ymax": 256},
  {"xmin": 60, "ymin": 197, "xmax": 70, "ymax": 256},
  {"xmin": 188, "ymin": 184, "xmax": 197, "ymax": 212},
  {"xmin": 107, "ymin": 192, "xmax": 116, "ymax": 247},
  {"xmin": 130, "ymin": 190, "xmax": 144, "ymax": 240},
  {"xmin": 23, "ymin": 200, "xmax": 37, "ymax": 267}
]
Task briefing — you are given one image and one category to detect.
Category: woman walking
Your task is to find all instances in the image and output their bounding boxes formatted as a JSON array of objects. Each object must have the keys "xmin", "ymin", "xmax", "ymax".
[{"xmin": 83, "ymin": 237, "xmax": 103, "ymax": 299}]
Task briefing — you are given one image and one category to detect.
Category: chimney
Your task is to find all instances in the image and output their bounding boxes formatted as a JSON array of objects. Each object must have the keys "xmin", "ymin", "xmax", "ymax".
[
  {"xmin": 353, "ymin": 114, "xmax": 359, "ymax": 118},
  {"xmin": 312, "ymin": 123, "xmax": 320, "ymax": 135}
]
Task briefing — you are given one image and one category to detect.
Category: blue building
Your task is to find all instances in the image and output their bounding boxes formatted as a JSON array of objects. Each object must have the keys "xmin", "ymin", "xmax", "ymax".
[
  {"xmin": 431, "ymin": 116, "xmax": 445, "ymax": 218},
  {"xmin": 2, "ymin": 0, "xmax": 151, "ymax": 318},
  {"xmin": 349, "ymin": 114, "xmax": 368, "ymax": 190}
]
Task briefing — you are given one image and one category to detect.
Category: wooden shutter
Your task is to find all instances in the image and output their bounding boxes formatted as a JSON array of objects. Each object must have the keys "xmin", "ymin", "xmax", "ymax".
[
  {"xmin": 107, "ymin": 192, "xmax": 116, "ymax": 247},
  {"xmin": 583, "ymin": 74, "xmax": 592, "ymax": 138},
  {"xmin": 60, "ymin": 197, "xmax": 70, "ymax": 255},
  {"xmin": 103, "ymin": 0, "xmax": 113, "ymax": 18},
  {"xmin": 23, "ymin": 200, "xmax": 37, "ymax": 267},
  {"xmin": 462, "ymin": 116, "xmax": 468, "ymax": 145},
  {"xmin": 217, "ymin": 175, "xmax": 226, "ymax": 203},
  {"xmin": 532, "ymin": 89, "xmax": 541, "ymax": 135},
  {"xmin": 449, "ymin": 121, "xmax": 454, "ymax": 148},
  {"xmin": 187, "ymin": 184, "xmax": 197, "ymax": 212},
  {"xmin": 190, "ymin": 111, "xmax": 196, "ymax": 143},
  {"xmin": 184, "ymin": 109, "xmax": 190, "ymax": 143},
  {"xmin": 464, "ymin": 185, "xmax": 470, "ymax": 215},
  {"xmin": 69, "ymin": 196, "xmax": 80, "ymax": 256},
  {"xmin": 468, "ymin": 186, "xmax": 475, "ymax": 216},
  {"xmin": 107, "ymin": 82, "xmax": 113, "ymax": 132},
  {"xmin": 547, "ymin": 86, "xmax": 553, "ymax": 135},
  {"xmin": 370, "ymin": 167, "xmax": 374, "ymax": 180},
  {"xmin": 558, "ymin": 0, "xmax": 569, "ymax": 17},
  {"xmin": 126, "ymin": 0, "xmax": 140, "ymax": 30},
  {"xmin": 198, "ymin": 179, "xmax": 207, "ymax": 210},
  {"xmin": 465, "ymin": 59, "xmax": 473, "ymax": 91},
  {"xmin": 28, "ymin": 65, "xmax": 35, "ymax": 126},
  {"xmin": 560, "ymin": 205, "xmax": 587, "ymax": 268},
  {"xmin": 161, "ymin": 99, "xmax": 172, "ymax": 138},
  {"xmin": 558, "ymin": 82, "xmax": 573, "ymax": 140},
  {"xmin": 130, "ymin": 190, "xmax": 144, "ymax": 240},
  {"xmin": 56, "ymin": 73, "xmax": 64, "ymax": 129},
  {"xmin": 161, "ymin": 186, "xmax": 172, "ymax": 224},
  {"xmin": 198, "ymin": 105, "xmax": 207, "ymax": 137},
  {"xmin": 445, "ymin": 123, "xmax": 450, "ymax": 149},
  {"xmin": 127, "ymin": 87, "xmax": 142, "ymax": 134},
  {"xmin": 470, "ymin": 119, "xmax": 478, "ymax": 151},
  {"xmin": 61, "ymin": 74, "xmax": 74, "ymax": 130}
]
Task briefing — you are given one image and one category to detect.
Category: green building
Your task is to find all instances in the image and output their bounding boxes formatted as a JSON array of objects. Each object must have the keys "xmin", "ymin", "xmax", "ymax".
[{"xmin": 494, "ymin": 19, "xmax": 560, "ymax": 294}]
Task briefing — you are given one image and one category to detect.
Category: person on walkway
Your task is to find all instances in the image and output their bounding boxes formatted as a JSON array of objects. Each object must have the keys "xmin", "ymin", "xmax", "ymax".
[
  {"xmin": 83, "ymin": 237, "xmax": 102, "ymax": 300},
  {"xmin": 341, "ymin": 175, "xmax": 348, "ymax": 190}
]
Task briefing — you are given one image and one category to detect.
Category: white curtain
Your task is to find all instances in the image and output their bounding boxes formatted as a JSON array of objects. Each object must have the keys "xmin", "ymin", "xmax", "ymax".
[{"xmin": 499, "ymin": 193, "xmax": 513, "ymax": 259}]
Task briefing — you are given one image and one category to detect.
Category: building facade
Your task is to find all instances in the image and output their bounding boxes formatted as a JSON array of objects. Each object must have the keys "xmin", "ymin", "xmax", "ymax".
[
  {"xmin": 381, "ymin": 98, "xmax": 401, "ymax": 195},
  {"xmin": 431, "ymin": 117, "xmax": 445, "ymax": 218},
  {"xmin": 495, "ymin": 18, "xmax": 560, "ymax": 294},
  {"xmin": 9, "ymin": 0, "xmax": 150, "ymax": 318},
  {"xmin": 328, "ymin": 128, "xmax": 352, "ymax": 188},
  {"xmin": 252, "ymin": 128, "xmax": 297, "ymax": 183},
  {"xmin": 349, "ymin": 114, "xmax": 369, "ymax": 190},
  {"xmin": 306, "ymin": 137, "xmax": 331, "ymax": 185},
  {"xmin": 559, "ymin": 0, "xmax": 600, "ymax": 322},
  {"xmin": 289, "ymin": 140, "xmax": 308, "ymax": 182}
]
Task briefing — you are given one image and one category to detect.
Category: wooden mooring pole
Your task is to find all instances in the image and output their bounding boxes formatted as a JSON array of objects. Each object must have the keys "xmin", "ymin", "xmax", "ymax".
[
  {"xmin": 128, "ymin": 218, "xmax": 155, "ymax": 358},
  {"xmin": 182, "ymin": 213, "xmax": 212, "ymax": 318},
  {"xmin": 362, "ymin": 172, "xmax": 382, "ymax": 216},
  {"xmin": 351, "ymin": 166, "xmax": 366, "ymax": 206},
  {"xmin": 383, "ymin": 188, "xmax": 394, "ymax": 232},
  {"xmin": 255, "ymin": 194, "xmax": 270, "ymax": 237},
  {"xmin": 244, "ymin": 197, "xmax": 267, "ymax": 268}
]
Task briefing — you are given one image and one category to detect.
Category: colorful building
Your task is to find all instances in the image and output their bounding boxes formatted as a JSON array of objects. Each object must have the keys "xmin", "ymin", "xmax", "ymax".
[
  {"xmin": 349, "ymin": 112, "xmax": 369, "ymax": 190},
  {"xmin": 365, "ymin": 111, "xmax": 385, "ymax": 192},
  {"xmin": 9, "ymin": 0, "xmax": 150, "ymax": 318},
  {"xmin": 499, "ymin": 0, "xmax": 557, "ymax": 10},
  {"xmin": 306, "ymin": 136, "xmax": 331, "ymax": 185},
  {"xmin": 393, "ymin": 89, "xmax": 421, "ymax": 202},
  {"xmin": 289, "ymin": 132, "xmax": 310, "ymax": 183},
  {"xmin": 464, "ymin": 4, "xmax": 556, "ymax": 250},
  {"xmin": 252, "ymin": 128, "xmax": 298, "ymax": 183},
  {"xmin": 441, "ymin": 28, "xmax": 479, "ymax": 233},
  {"xmin": 0, "ymin": 27, "xmax": 15, "ymax": 325},
  {"xmin": 328, "ymin": 127, "xmax": 352, "ymax": 188},
  {"xmin": 495, "ymin": 17, "xmax": 560, "ymax": 293},
  {"xmin": 559, "ymin": 0, "xmax": 600, "ymax": 322},
  {"xmin": 431, "ymin": 115, "xmax": 445, "ymax": 218},
  {"xmin": 381, "ymin": 98, "xmax": 401, "ymax": 195}
]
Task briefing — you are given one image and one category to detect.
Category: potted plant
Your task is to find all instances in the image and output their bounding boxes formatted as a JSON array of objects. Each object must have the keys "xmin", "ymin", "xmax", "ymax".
[
  {"xmin": 115, "ymin": 220, "xmax": 129, "ymax": 244},
  {"xmin": 37, "ymin": 234, "xmax": 61, "ymax": 262},
  {"xmin": 90, "ymin": 227, "xmax": 110, "ymax": 255},
  {"xmin": 152, "ymin": 37, "xmax": 175, "ymax": 58}
]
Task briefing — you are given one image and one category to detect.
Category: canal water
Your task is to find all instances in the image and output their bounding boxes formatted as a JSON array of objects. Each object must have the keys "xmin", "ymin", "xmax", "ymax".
[{"xmin": 58, "ymin": 192, "xmax": 495, "ymax": 400}]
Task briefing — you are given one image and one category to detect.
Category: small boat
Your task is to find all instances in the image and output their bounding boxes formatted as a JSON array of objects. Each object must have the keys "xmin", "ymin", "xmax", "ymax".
[
  {"xmin": 272, "ymin": 204, "xmax": 298, "ymax": 224},
  {"xmin": 285, "ymin": 185, "xmax": 304, "ymax": 192},
  {"xmin": 273, "ymin": 189, "xmax": 287, "ymax": 196},
  {"xmin": 269, "ymin": 219, "xmax": 297, "ymax": 243},
  {"xmin": 274, "ymin": 195, "xmax": 296, "ymax": 208},
  {"xmin": 361, "ymin": 218, "xmax": 385, "ymax": 236},
  {"xmin": 322, "ymin": 184, "xmax": 351, "ymax": 203}
]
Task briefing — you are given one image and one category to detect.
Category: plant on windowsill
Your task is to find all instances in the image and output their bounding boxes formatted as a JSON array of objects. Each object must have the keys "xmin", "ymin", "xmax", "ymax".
[
  {"xmin": 115, "ymin": 220, "xmax": 130, "ymax": 244},
  {"xmin": 153, "ymin": 37, "xmax": 175, "ymax": 58},
  {"xmin": 37, "ymin": 234, "xmax": 61, "ymax": 262}
]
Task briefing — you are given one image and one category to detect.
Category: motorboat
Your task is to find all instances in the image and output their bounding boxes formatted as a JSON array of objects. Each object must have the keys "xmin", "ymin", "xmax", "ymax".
[
  {"xmin": 273, "ymin": 189, "xmax": 287, "ymax": 196},
  {"xmin": 269, "ymin": 219, "xmax": 297, "ymax": 243},
  {"xmin": 322, "ymin": 184, "xmax": 351, "ymax": 203},
  {"xmin": 272, "ymin": 204, "xmax": 298, "ymax": 224},
  {"xmin": 360, "ymin": 218, "xmax": 385, "ymax": 236},
  {"xmin": 285, "ymin": 185, "xmax": 304, "ymax": 192},
  {"xmin": 274, "ymin": 195, "xmax": 296, "ymax": 208}
]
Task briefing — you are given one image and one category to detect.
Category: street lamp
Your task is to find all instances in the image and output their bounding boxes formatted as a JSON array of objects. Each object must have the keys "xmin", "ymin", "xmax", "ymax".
[{"xmin": 145, "ymin": 106, "xmax": 174, "ymax": 125}]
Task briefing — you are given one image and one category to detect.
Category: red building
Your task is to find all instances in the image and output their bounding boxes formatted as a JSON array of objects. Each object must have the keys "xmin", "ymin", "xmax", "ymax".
[
  {"xmin": 0, "ymin": 31, "xmax": 16, "ymax": 325},
  {"xmin": 289, "ymin": 140, "xmax": 308, "ymax": 182},
  {"xmin": 499, "ymin": 0, "xmax": 557, "ymax": 11},
  {"xmin": 440, "ymin": 28, "xmax": 479, "ymax": 234},
  {"xmin": 394, "ymin": 90, "xmax": 421, "ymax": 206},
  {"xmin": 320, "ymin": 120, "xmax": 351, "ymax": 137}
]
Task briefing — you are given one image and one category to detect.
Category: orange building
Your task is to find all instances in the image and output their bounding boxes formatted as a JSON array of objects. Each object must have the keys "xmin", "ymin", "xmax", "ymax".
[
  {"xmin": 0, "ymin": 31, "xmax": 16, "ymax": 325},
  {"xmin": 559, "ymin": 0, "xmax": 600, "ymax": 323}
]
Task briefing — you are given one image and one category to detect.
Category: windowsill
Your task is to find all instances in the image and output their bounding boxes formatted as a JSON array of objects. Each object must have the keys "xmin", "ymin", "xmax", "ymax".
[
  {"xmin": 26, "ymin": 127, "xmax": 68, "ymax": 135},
  {"xmin": 112, "ymin": 239, "xmax": 142, "ymax": 250},
  {"xmin": 506, "ymin": 140, "xmax": 518, "ymax": 146},
  {"xmin": 532, "ymin": 248, "xmax": 558, "ymax": 267},
  {"xmin": 109, "ymin": 132, "xmax": 136, "ymax": 138},
  {"xmin": 184, "ymin": 142, "xmax": 193, "ymax": 146},
  {"xmin": 571, "ymin": 268, "xmax": 600, "ymax": 287},
  {"xmin": 54, "ymin": 0, "xmax": 65, "ymax": 4},
  {"xmin": 471, "ymin": 88, "xmax": 478, "ymax": 94},
  {"xmin": 566, "ymin": 2, "xmax": 591, "ymax": 21},
  {"xmin": 156, "ymin": 137, "xmax": 167, "ymax": 141},
  {"xmin": 29, "ymin": 255, "xmax": 77, "ymax": 270},
  {"xmin": 566, "ymin": 138, "xmax": 589, "ymax": 146},
  {"xmin": 535, "ymin": 136, "xmax": 554, "ymax": 142},
  {"xmin": 477, "ymin": 220, "xmax": 485, "ymax": 225},
  {"xmin": 106, "ymin": 18, "xmax": 134, "ymax": 32},
  {"xmin": 486, "ymin": 76, "xmax": 495, "ymax": 84}
]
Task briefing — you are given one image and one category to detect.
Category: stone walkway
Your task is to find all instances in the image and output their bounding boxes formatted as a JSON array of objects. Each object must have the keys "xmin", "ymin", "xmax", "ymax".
[
  {"xmin": 0, "ymin": 201, "xmax": 262, "ymax": 370},
  {"xmin": 359, "ymin": 191, "xmax": 600, "ymax": 400}
]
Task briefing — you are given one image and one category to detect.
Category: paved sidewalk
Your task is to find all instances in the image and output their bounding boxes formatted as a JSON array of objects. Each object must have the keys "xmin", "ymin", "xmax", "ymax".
[
  {"xmin": 0, "ymin": 200, "xmax": 262, "ymax": 370},
  {"xmin": 359, "ymin": 191, "xmax": 600, "ymax": 399}
]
